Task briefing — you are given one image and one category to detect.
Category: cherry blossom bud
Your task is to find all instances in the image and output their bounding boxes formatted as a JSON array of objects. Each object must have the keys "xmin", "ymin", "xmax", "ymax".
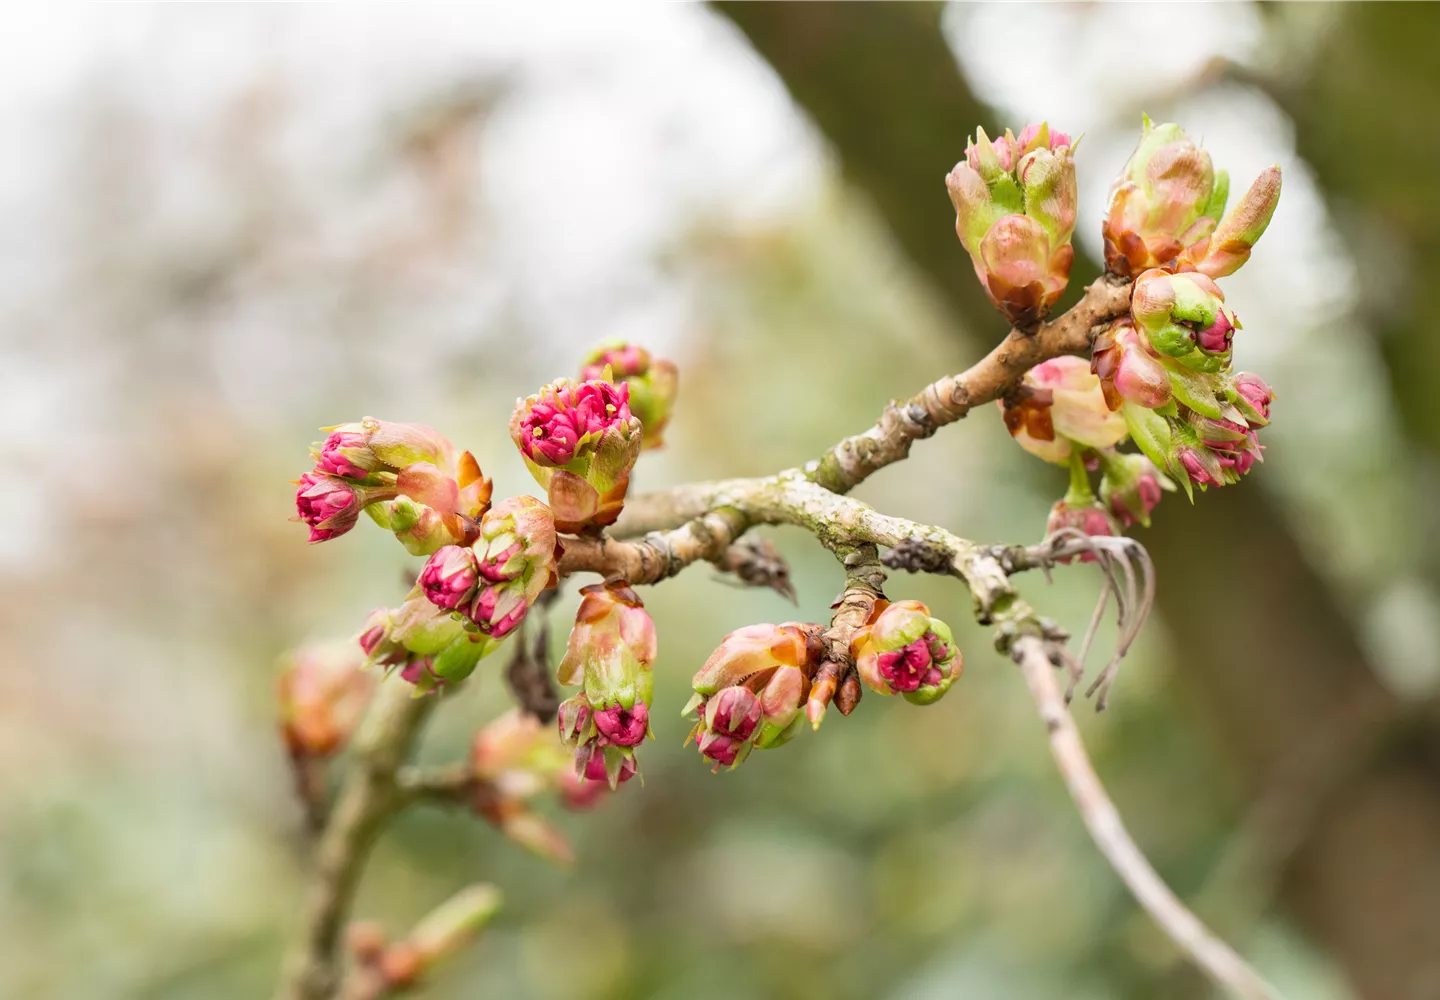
[
  {"xmin": 294, "ymin": 472, "xmax": 378, "ymax": 543},
  {"xmin": 1131, "ymin": 268, "xmax": 1238, "ymax": 370},
  {"xmin": 579, "ymin": 341, "xmax": 680, "ymax": 449},
  {"xmin": 509, "ymin": 378, "xmax": 643, "ymax": 532},
  {"xmin": 1097, "ymin": 451, "xmax": 1172, "ymax": 529},
  {"xmin": 1091, "ymin": 319, "xmax": 1173, "ymax": 411},
  {"xmin": 316, "ymin": 428, "xmax": 373, "ymax": 479},
  {"xmin": 277, "ymin": 643, "xmax": 376, "ymax": 757},
  {"xmin": 557, "ymin": 581, "xmax": 657, "ymax": 748},
  {"xmin": 1047, "ymin": 499, "xmax": 1122, "ymax": 560},
  {"xmin": 1000, "ymin": 356, "xmax": 1128, "ymax": 464},
  {"xmin": 465, "ymin": 497, "xmax": 558, "ymax": 638},
  {"xmin": 576, "ymin": 743, "xmax": 638, "ymax": 790},
  {"xmin": 557, "ymin": 693, "xmax": 596, "ymax": 748},
  {"xmin": 1229, "ymin": 372, "xmax": 1275, "ymax": 428},
  {"xmin": 361, "ymin": 596, "xmax": 497, "ymax": 691},
  {"xmin": 685, "ymin": 622, "xmax": 820, "ymax": 769},
  {"xmin": 419, "ymin": 545, "xmax": 480, "ymax": 611},
  {"xmin": 947, "ymin": 123, "xmax": 1077, "ymax": 326},
  {"xmin": 1103, "ymin": 117, "xmax": 1229, "ymax": 277},
  {"xmin": 851, "ymin": 600, "xmax": 963, "ymax": 705},
  {"xmin": 1181, "ymin": 165, "xmax": 1282, "ymax": 279}
]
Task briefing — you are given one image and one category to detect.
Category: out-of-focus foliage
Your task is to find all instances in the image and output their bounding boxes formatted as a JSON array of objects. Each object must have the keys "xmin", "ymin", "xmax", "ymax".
[{"xmin": 2, "ymin": 5, "xmax": 1434, "ymax": 999}]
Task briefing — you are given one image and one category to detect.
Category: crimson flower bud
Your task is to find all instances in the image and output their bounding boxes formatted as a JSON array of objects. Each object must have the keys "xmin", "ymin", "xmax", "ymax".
[
  {"xmin": 419, "ymin": 545, "xmax": 480, "ymax": 611},
  {"xmin": 576, "ymin": 743, "xmax": 638, "ymax": 790},
  {"xmin": 509, "ymin": 378, "xmax": 643, "ymax": 532},
  {"xmin": 851, "ymin": 600, "xmax": 963, "ymax": 705},
  {"xmin": 1131, "ymin": 268, "xmax": 1238, "ymax": 371},
  {"xmin": 1047, "ymin": 498, "xmax": 1122, "ymax": 563},
  {"xmin": 317, "ymin": 428, "xmax": 373, "ymax": 479},
  {"xmin": 593, "ymin": 700, "xmax": 649, "ymax": 748},
  {"xmin": 465, "ymin": 496, "xmax": 558, "ymax": 638},
  {"xmin": 294, "ymin": 472, "xmax": 374, "ymax": 543},
  {"xmin": 579, "ymin": 341, "xmax": 680, "ymax": 450},
  {"xmin": 277, "ymin": 643, "xmax": 376, "ymax": 757},
  {"xmin": 999, "ymin": 356, "xmax": 1128, "ymax": 464},
  {"xmin": 947, "ymin": 123, "xmax": 1077, "ymax": 326},
  {"xmin": 557, "ymin": 693, "xmax": 596, "ymax": 748},
  {"xmin": 1229, "ymin": 372, "xmax": 1275, "ymax": 428},
  {"xmin": 1103, "ymin": 116, "xmax": 1229, "ymax": 277}
]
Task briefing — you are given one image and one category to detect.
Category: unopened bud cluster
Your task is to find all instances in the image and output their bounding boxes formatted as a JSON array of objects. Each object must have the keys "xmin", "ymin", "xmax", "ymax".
[{"xmin": 984, "ymin": 116, "xmax": 1280, "ymax": 540}]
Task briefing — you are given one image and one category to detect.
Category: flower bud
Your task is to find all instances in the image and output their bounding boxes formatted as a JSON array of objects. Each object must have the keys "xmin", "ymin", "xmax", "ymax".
[
  {"xmin": 1229, "ymin": 372, "xmax": 1275, "ymax": 428},
  {"xmin": 579, "ymin": 341, "xmax": 680, "ymax": 450},
  {"xmin": 851, "ymin": 600, "xmax": 963, "ymax": 705},
  {"xmin": 557, "ymin": 581, "xmax": 657, "ymax": 747},
  {"xmin": 685, "ymin": 622, "xmax": 820, "ymax": 769},
  {"xmin": 575, "ymin": 743, "xmax": 638, "ymax": 790},
  {"xmin": 277, "ymin": 643, "xmax": 376, "ymax": 757},
  {"xmin": 509, "ymin": 378, "xmax": 643, "ymax": 532},
  {"xmin": 1091, "ymin": 319, "xmax": 1173, "ymax": 411},
  {"xmin": 999, "ymin": 356, "xmax": 1128, "ymax": 464},
  {"xmin": 1181, "ymin": 165, "xmax": 1282, "ymax": 279},
  {"xmin": 294, "ymin": 472, "xmax": 375, "ymax": 543},
  {"xmin": 419, "ymin": 545, "xmax": 480, "ymax": 611},
  {"xmin": 556, "ymin": 693, "xmax": 596, "ymax": 748},
  {"xmin": 1131, "ymin": 268, "xmax": 1238, "ymax": 370},
  {"xmin": 465, "ymin": 497, "xmax": 559, "ymax": 638},
  {"xmin": 1103, "ymin": 117, "xmax": 1228, "ymax": 277},
  {"xmin": 947, "ymin": 123, "xmax": 1077, "ymax": 326},
  {"xmin": 1097, "ymin": 451, "xmax": 1172, "ymax": 528}
]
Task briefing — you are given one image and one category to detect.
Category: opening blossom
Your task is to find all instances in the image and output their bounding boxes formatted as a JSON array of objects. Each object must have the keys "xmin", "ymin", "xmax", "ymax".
[
  {"xmin": 1000, "ymin": 356, "xmax": 1128, "ymax": 464},
  {"xmin": 947, "ymin": 123, "xmax": 1077, "ymax": 326},
  {"xmin": 851, "ymin": 601, "xmax": 963, "ymax": 705}
]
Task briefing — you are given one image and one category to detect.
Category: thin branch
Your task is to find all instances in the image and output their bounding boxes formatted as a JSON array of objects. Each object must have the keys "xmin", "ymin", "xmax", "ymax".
[
  {"xmin": 1010, "ymin": 635, "xmax": 1283, "ymax": 1000},
  {"xmin": 274, "ymin": 682, "xmax": 439, "ymax": 1000}
]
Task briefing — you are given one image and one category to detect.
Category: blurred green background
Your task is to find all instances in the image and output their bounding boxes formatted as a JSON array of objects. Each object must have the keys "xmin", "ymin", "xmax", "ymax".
[{"xmin": 4, "ymin": 4, "xmax": 1439, "ymax": 999}]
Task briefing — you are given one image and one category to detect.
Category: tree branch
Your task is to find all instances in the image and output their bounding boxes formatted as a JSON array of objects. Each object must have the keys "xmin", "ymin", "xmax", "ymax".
[
  {"xmin": 275, "ymin": 683, "xmax": 439, "ymax": 1000},
  {"xmin": 1010, "ymin": 635, "xmax": 1283, "ymax": 1000}
]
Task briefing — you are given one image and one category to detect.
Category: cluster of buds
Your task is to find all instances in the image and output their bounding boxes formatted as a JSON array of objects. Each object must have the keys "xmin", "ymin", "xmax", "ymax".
[
  {"xmin": 683, "ymin": 622, "xmax": 822, "ymax": 770},
  {"xmin": 947, "ymin": 123, "xmax": 1078, "ymax": 326},
  {"xmin": 359, "ymin": 594, "xmax": 496, "ymax": 694},
  {"xmin": 417, "ymin": 496, "xmax": 560, "ymax": 640},
  {"xmin": 510, "ymin": 377, "xmax": 643, "ymax": 533},
  {"xmin": 578, "ymin": 341, "xmax": 679, "ymax": 450},
  {"xmin": 347, "ymin": 885, "xmax": 502, "ymax": 993},
  {"xmin": 555, "ymin": 581, "xmax": 657, "ymax": 788},
  {"xmin": 277, "ymin": 643, "xmax": 376, "ymax": 758},
  {"xmin": 850, "ymin": 601, "xmax": 963, "ymax": 704},
  {"xmin": 293, "ymin": 418, "xmax": 493, "ymax": 555}
]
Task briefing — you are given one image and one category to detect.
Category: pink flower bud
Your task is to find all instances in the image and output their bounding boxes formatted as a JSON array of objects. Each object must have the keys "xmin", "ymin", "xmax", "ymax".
[
  {"xmin": 1194, "ymin": 311, "xmax": 1235, "ymax": 354},
  {"xmin": 469, "ymin": 584, "xmax": 527, "ymax": 638},
  {"xmin": 579, "ymin": 342, "xmax": 680, "ymax": 450},
  {"xmin": 557, "ymin": 694, "xmax": 595, "ymax": 748},
  {"xmin": 1230, "ymin": 372, "xmax": 1274, "ymax": 428},
  {"xmin": 1047, "ymin": 499, "xmax": 1122, "ymax": 562},
  {"xmin": 580, "ymin": 746, "xmax": 636, "ymax": 786},
  {"xmin": 318, "ymin": 429, "xmax": 374, "ymax": 479},
  {"xmin": 851, "ymin": 600, "xmax": 963, "ymax": 705},
  {"xmin": 419, "ymin": 545, "xmax": 480, "ymax": 611},
  {"xmin": 294, "ymin": 472, "xmax": 366, "ymax": 543},
  {"xmin": 706, "ymin": 687, "xmax": 762, "ymax": 743},
  {"xmin": 511, "ymin": 379, "xmax": 632, "ymax": 467},
  {"xmin": 1176, "ymin": 447, "xmax": 1222, "ymax": 488},
  {"xmin": 592, "ymin": 701, "xmax": 649, "ymax": 748},
  {"xmin": 1091, "ymin": 320, "xmax": 1173, "ymax": 411},
  {"xmin": 1131, "ymin": 269, "xmax": 1235, "ymax": 364},
  {"xmin": 1098, "ymin": 451, "xmax": 1172, "ymax": 529},
  {"xmin": 400, "ymin": 657, "xmax": 444, "ymax": 691},
  {"xmin": 1001, "ymin": 356, "xmax": 1127, "ymax": 464},
  {"xmin": 277, "ymin": 643, "xmax": 376, "ymax": 757}
]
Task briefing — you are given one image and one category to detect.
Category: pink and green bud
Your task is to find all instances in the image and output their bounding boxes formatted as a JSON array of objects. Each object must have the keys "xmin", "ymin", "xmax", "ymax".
[
  {"xmin": 557, "ymin": 693, "xmax": 596, "ymax": 748},
  {"xmin": 400, "ymin": 657, "xmax": 444, "ymax": 692},
  {"xmin": 575, "ymin": 743, "xmax": 638, "ymax": 790},
  {"xmin": 277, "ymin": 642, "xmax": 376, "ymax": 758},
  {"xmin": 317, "ymin": 429, "xmax": 374, "ymax": 479},
  {"xmin": 1229, "ymin": 372, "xmax": 1275, "ymax": 428},
  {"xmin": 685, "ymin": 622, "xmax": 820, "ymax": 769},
  {"xmin": 947, "ymin": 123, "xmax": 1077, "ymax": 326},
  {"xmin": 1103, "ymin": 116, "xmax": 1228, "ymax": 277},
  {"xmin": 1181, "ymin": 165, "xmax": 1282, "ymax": 279},
  {"xmin": 1097, "ymin": 451, "xmax": 1172, "ymax": 528},
  {"xmin": 851, "ymin": 600, "xmax": 963, "ymax": 705},
  {"xmin": 509, "ymin": 378, "xmax": 643, "ymax": 532},
  {"xmin": 294, "ymin": 472, "xmax": 377, "ymax": 543},
  {"xmin": 419, "ymin": 545, "xmax": 480, "ymax": 611},
  {"xmin": 1000, "ymin": 356, "xmax": 1128, "ymax": 465},
  {"xmin": 310, "ymin": 418, "xmax": 454, "ymax": 479},
  {"xmin": 557, "ymin": 581, "xmax": 656, "ymax": 741},
  {"xmin": 464, "ymin": 497, "xmax": 558, "ymax": 638},
  {"xmin": 1131, "ymin": 268, "xmax": 1238, "ymax": 369},
  {"xmin": 360, "ymin": 595, "xmax": 475, "ymax": 671},
  {"xmin": 579, "ymin": 341, "xmax": 680, "ymax": 450}
]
